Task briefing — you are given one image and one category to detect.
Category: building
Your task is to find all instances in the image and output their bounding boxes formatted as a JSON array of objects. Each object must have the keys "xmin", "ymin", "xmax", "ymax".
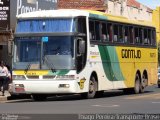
[
  {"xmin": 0, "ymin": 0, "xmax": 12, "ymax": 66},
  {"xmin": 58, "ymin": 0, "xmax": 106, "ymax": 11},
  {"xmin": 0, "ymin": 0, "xmax": 57, "ymax": 66},
  {"xmin": 58, "ymin": 0, "xmax": 152, "ymax": 21},
  {"xmin": 105, "ymin": 0, "xmax": 152, "ymax": 21}
]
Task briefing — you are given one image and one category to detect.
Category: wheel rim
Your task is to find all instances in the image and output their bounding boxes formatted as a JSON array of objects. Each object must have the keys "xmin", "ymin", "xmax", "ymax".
[
  {"xmin": 88, "ymin": 76, "xmax": 97, "ymax": 98},
  {"xmin": 89, "ymin": 80, "xmax": 95, "ymax": 93},
  {"xmin": 142, "ymin": 75, "xmax": 147, "ymax": 88},
  {"xmin": 135, "ymin": 75, "xmax": 140, "ymax": 93}
]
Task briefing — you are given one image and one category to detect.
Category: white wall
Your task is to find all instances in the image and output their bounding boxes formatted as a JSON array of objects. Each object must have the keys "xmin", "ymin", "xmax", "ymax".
[{"xmin": 105, "ymin": 0, "xmax": 152, "ymax": 21}]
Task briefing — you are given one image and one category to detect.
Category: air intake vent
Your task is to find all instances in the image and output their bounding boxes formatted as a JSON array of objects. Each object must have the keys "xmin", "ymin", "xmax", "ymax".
[
  {"xmin": 43, "ymin": 75, "xmax": 55, "ymax": 79},
  {"xmin": 27, "ymin": 76, "xmax": 39, "ymax": 79}
]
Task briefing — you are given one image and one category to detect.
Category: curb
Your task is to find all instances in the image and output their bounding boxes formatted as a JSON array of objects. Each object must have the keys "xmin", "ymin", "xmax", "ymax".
[
  {"xmin": 0, "ymin": 96, "xmax": 8, "ymax": 101},
  {"xmin": 0, "ymin": 92, "xmax": 11, "ymax": 101},
  {"xmin": 0, "ymin": 95, "xmax": 11, "ymax": 101},
  {"xmin": 0, "ymin": 92, "xmax": 31, "ymax": 101}
]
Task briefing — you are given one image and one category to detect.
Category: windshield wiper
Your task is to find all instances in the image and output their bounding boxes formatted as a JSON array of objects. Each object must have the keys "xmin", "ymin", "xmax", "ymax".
[{"xmin": 43, "ymin": 55, "xmax": 56, "ymax": 73}]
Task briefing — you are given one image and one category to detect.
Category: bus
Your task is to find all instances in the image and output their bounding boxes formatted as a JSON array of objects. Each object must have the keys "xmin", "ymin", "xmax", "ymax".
[{"xmin": 9, "ymin": 9, "xmax": 158, "ymax": 101}]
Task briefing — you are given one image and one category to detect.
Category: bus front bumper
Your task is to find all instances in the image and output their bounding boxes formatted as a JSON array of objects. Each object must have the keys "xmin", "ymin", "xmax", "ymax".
[{"xmin": 9, "ymin": 80, "xmax": 79, "ymax": 94}]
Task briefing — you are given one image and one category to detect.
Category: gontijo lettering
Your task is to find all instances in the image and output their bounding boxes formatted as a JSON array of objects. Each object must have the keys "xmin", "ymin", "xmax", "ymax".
[{"xmin": 121, "ymin": 49, "xmax": 141, "ymax": 59}]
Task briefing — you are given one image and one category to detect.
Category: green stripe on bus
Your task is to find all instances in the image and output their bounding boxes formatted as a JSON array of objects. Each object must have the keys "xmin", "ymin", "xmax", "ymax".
[
  {"xmin": 89, "ymin": 13, "xmax": 107, "ymax": 20},
  {"xmin": 98, "ymin": 46, "xmax": 125, "ymax": 81}
]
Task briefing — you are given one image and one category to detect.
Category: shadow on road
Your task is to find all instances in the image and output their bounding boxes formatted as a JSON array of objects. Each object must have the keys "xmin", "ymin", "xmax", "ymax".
[{"xmin": 6, "ymin": 87, "xmax": 156, "ymax": 103}]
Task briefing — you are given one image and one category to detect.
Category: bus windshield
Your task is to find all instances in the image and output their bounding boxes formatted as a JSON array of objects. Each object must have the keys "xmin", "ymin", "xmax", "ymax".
[{"xmin": 13, "ymin": 36, "xmax": 75, "ymax": 70}]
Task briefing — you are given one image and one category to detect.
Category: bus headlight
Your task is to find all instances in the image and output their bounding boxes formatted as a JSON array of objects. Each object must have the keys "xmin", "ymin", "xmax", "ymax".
[
  {"xmin": 56, "ymin": 75, "xmax": 75, "ymax": 80},
  {"xmin": 12, "ymin": 75, "xmax": 26, "ymax": 80}
]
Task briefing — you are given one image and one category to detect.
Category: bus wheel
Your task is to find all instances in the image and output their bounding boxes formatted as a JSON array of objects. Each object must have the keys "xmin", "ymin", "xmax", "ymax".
[
  {"xmin": 32, "ymin": 94, "xmax": 47, "ymax": 101},
  {"xmin": 81, "ymin": 76, "xmax": 97, "ymax": 99},
  {"xmin": 134, "ymin": 74, "xmax": 140, "ymax": 94},
  {"xmin": 140, "ymin": 74, "xmax": 148, "ymax": 93}
]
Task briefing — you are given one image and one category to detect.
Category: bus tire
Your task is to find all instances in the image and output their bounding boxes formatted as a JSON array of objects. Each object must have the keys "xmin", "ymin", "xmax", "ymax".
[
  {"xmin": 32, "ymin": 94, "xmax": 47, "ymax": 101},
  {"xmin": 134, "ymin": 74, "xmax": 140, "ymax": 94},
  {"xmin": 140, "ymin": 73, "xmax": 148, "ymax": 93},
  {"xmin": 81, "ymin": 76, "xmax": 97, "ymax": 99}
]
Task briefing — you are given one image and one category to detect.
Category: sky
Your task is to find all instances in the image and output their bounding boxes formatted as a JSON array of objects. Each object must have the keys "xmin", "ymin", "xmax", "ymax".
[{"xmin": 137, "ymin": 0, "xmax": 160, "ymax": 9}]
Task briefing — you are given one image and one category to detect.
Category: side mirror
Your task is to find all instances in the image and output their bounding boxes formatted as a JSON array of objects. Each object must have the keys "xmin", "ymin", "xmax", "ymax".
[
  {"xmin": 78, "ymin": 39, "xmax": 85, "ymax": 54},
  {"xmin": 8, "ymin": 39, "xmax": 13, "ymax": 56}
]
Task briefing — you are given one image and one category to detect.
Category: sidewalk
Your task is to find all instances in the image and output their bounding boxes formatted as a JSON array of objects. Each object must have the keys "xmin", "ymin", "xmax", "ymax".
[{"xmin": 0, "ymin": 91, "xmax": 11, "ymax": 101}]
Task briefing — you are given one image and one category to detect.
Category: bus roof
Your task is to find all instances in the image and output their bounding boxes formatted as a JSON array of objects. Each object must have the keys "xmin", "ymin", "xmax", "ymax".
[
  {"xmin": 17, "ymin": 9, "xmax": 89, "ymax": 19},
  {"xmin": 17, "ymin": 9, "xmax": 154, "ymax": 28}
]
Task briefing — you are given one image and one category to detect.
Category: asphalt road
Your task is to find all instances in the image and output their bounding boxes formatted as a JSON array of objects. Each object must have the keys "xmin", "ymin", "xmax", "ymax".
[{"xmin": 0, "ymin": 85, "xmax": 160, "ymax": 119}]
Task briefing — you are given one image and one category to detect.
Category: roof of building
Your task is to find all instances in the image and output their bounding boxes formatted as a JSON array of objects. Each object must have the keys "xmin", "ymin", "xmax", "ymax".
[
  {"xmin": 127, "ymin": 0, "xmax": 140, "ymax": 8},
  {"xmin": 127, "ymin": 0, "xmax": 153, "ymax": 12},
  {"xmin": 57, "ymin": 0, "xmax": 106, "ymax": 11}
]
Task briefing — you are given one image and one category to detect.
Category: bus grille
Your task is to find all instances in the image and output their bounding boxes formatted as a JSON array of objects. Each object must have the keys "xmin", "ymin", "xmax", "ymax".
[
  {"xmin": 43, "ymin": 75, "xmax": 56, "ymax": 79},
  {"xmin": 27, "ymin": 76, "xmax": 39, "ymax": 79}
]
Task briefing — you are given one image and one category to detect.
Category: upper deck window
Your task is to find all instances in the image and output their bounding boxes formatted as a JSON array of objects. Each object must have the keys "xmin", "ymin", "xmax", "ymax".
[{"xmin": 16, "ymin": 18, "xmax": 76, "ymax": 33}]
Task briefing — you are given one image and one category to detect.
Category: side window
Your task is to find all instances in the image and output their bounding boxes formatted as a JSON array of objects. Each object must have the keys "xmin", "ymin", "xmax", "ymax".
[
  {"xmin": 77, "ymin": 17, "xmax": 86, "ymax": 34},
  {"xmin": 113, "ymin": 24, "xmax": 118, "ymax": 42},
  {"xmin": 139, "ymin": 28, "xmax": 143, "ymax": 44},
  {"xmin": 135, "ymin": 27, "xmax": 143, "ymax": 44},
  {"xmin": 95, "ymin": 21, "xmax": 100, "ymax": 41},
  {"xmin": 89, "ymin": 20, "xmax": 95, "ymax": 40},
  {"xmin": 135, "ymin": 27, "xmax": 139, "ymax": 44},
  {"xmin": 119, "ymin": 25, "xmax": 124, "ymax": 43},
  {"xmin": 107, "ymin": 23, "xmax": 113, "ymax": 42},
  {"xmin": 124, "ymin": 26, "xmax": 129, "ymax": 43},
  {"xmin": 148, "ymin": 29, "xmax": 151, "ymax": 45},
  {"xmin": 144, "ymin": 28, "xmax": 151, "ymax": 45},
  {"xmin": 152, "ymin": 29, "xmax": 156, "ymax": 46},
  {"xmin": 101, "ymin": 22, "xmax": 108, "ymax": 42},
  {"xmin": 129, "ymin": 26, "xmax": 134, "ymax": 44}
]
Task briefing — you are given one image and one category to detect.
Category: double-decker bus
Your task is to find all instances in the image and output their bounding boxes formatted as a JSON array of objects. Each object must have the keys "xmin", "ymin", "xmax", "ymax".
[{"xmin": 9, "ymin": 9, "xmax": 158, "ymax": 101}]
